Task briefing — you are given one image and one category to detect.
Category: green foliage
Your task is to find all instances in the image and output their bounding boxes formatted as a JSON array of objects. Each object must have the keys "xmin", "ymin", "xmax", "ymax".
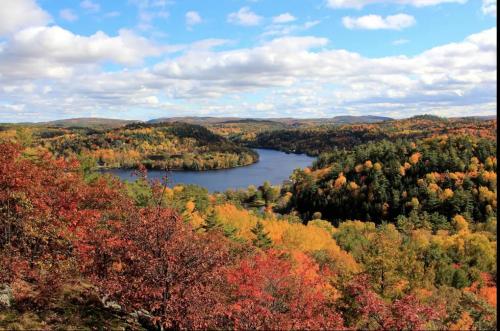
[
  {"xmin": 251, "ymin": 221, "xmax": 273, "ymax": 249},
  {"xmin": 126, "ymin": 179, "xmax": 154, "ymax": 207}
]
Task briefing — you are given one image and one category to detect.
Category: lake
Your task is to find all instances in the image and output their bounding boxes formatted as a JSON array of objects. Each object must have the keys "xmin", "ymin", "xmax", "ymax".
[{"xmin": 104, "ymin": 149, "xmax": 315, "ymax": 192}]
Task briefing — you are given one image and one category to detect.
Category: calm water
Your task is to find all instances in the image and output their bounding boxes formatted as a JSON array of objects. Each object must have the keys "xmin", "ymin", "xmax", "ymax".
[{"xmin": 104, "ymin": 149, "xmax": 315, "ymax": 192}]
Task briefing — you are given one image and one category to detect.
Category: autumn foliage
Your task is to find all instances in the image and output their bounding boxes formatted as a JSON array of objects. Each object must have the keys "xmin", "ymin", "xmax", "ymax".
[{"xmin": 0, "ymin": 141, "xmax": 496, "ymax": 330}]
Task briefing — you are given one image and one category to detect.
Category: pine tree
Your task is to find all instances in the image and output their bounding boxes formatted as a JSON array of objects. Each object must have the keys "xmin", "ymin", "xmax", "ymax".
[
  {"xmin": 251, "ymin": 221, "xmax": 272, "ymax": 249},
  {"xmin": 203, "ymin": 209, "xmax": 240, "ymax": 241},
  {"xmin": 202, "ymin": 209, "xmax": 222, "ymax": 232}
]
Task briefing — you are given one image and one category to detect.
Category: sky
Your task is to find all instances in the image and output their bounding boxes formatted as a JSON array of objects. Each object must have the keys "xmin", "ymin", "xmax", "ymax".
[{"xmin": 0, "ymin": 0, "xmax": 497, "ymax": 122}]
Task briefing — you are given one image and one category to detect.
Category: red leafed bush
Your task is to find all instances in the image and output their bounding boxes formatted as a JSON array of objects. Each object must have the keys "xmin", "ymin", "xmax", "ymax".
[
  {"xmin": 75, "ymin": 199, "xmax": 235, "ymax": 329},
  {"xmin": 225, "ymin": 249, "xmax": 345, "ymax": 330},
  {"xmin": 0, "ymin": 143, "xmax": 82, "ymax": 288},
  {"xmin": 343, "ymin": 274, "xmax": 444, "ymax": 330}
]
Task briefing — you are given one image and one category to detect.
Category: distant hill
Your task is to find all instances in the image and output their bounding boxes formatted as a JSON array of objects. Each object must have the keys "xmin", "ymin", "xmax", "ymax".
[
  {"xmin": 329, "ymin": 115, "xmax": 393, "ymax": 124},
  {"xmin": 148, "ymin": 117, "xmax": 241, "ymax": 125},
  {"xmin": 456, "ymin": 115, "xmax": 497, "ymax": 121},
  {"xmin": 148, "ymin": 116, "xmax": 393, "ymax": 127},
  {"xmin": 44, "ymin": 118, "xmax": 141, "ymax": 129}
]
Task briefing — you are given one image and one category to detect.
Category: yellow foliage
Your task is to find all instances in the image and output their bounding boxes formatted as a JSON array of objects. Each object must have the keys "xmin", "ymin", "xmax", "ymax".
[
  {"xmin": 163, "ymin": 187, "xmax": 174, "ymax": 200},
  {"xmin": 373, "ymin": 162, "xmax": 382, "ymax": 171},
  {"xmin": 173, "ymin": 185, "xmax": 184, "ymax": 193},
  {"xmin": 426, "ymin": 172, "xmax": 440, "ymax": 183},
  {"xmin": 214, "ymin": 203, "xmax": 260, "ymax": 240},
  {"xmin": 428, "ymin": 183, "xmax": 440, "ymax": 193},
  {"xmin": 308, "ymin": 220, "xmax": 336, "ymax": 235},
  {"xmin": 449, "ymin": 311, "xmax": 473, "ymax": 331},
  {"xmin": 334, "ymin": 173, "xmax": 347, "ymax": 189},
  {"xmin": 452, "ymin": 215, "xmax": 469, "ymax": 233},
  {"xmin": 211, "ymin": 204, "xmax": 360, "ymax": 273},
  {"xmin": 409, "ymin": 152, "xmax": 422, "ymax": 165},
  {"xmin": 440, "ymin": 188, "xmax": 454, "ymax": 200},
  {"xmin": 190, "ymin": 212, "xmax": 205, "ymax": 229},
  {"xmin": 480, "ymin": 171, "xmax": 497, "ymax": 185},
  {"xmin": 479, "ymin": 186, "xmax": 497, "ymax": 208},
  {"xmin": 312, "ymin": 166, "xmax": 332, "ymax": 179},
  {"xmin": 410, "ymin": 197, "xmax": 419, "ymax": 209},
  {"xmin": 411, "ymin": 229, "xmax": 432, "ymax": 249},
  {"xmin": 485, "ymin": 156, "xmax": 496, "ymax": 169},
  {"xmin": 185, "ymin": 200, "xmax": 196, "ymax": 213},
  {"xmin": 348, "ymin": 181, "xmax": 359, "ymax": 190}
]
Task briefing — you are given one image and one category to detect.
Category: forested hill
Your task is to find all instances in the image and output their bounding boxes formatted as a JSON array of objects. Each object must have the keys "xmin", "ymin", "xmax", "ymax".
[
  {"xmin": 2, "ymin": 122, "xmax": 258, "ymax": 171},
  {"xmin": 45, "ymin": 118, "xmax": 140, "ymax": 129},
  {"xmin": 238, "ymin": 116, "xmax": 496, "ymax": 156},
  {"xmin": 282, "ymin": 135, "xmax": 496, "ymax": 224}
]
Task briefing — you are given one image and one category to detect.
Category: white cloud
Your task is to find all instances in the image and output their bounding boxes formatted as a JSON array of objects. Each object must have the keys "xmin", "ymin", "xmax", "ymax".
[
  {"xmin": 80, "ymin": 0, "xmax": 100, "ymax": 12},
  {"xmin": 130, "ymin": 0, "xmax": 170, "ymax": 31},
  {"xmin": 228, "ymin": 7, "xmax": 263, "ymax": 26},
  {"xmin": 393, "ymin": 38, "xmax": 410, "ymax": 45},
  {"xmin": 0, "ymin": 2, "xmax": 496, "ymax": 122},
  {"xmin": 186, "ymin": 11, "xmax": 202, "ymax": 27},
  {"xmin": 59, "ymin": 9, "xmax": 78, "ymax": 22},
  {"xmin": 0, "ymin": 0, "xmax": 51, "ymax": 36},
  {"xmin": 343, "ymin": 14, "xmax": 416, "ymax": 30},
  {"xmin": 272, "ymin": 13, "xmax": 297, "ymax": 24},
  {"xmin": 327, "ymin": 0, "xmax": 466, "ymax": 9},
  {"xmin": 261, "ymin": 20, "xmax": 321, "ymax": 38},
  {"xmin": 482, "ymin": 0, "xmax": 497, "ymax": 16},
  {"xmin": 0, "ymin": 26, "xmax": 170, "ymax": 81}
]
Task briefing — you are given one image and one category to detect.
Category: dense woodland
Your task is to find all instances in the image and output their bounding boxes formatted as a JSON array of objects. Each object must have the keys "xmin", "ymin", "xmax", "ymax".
[
  {"xmin": 0, "ymin": 122, "xmax": 258, "ymax": 171},
  {"xmin": 231, "ymin": 116, "xmax": 497, "ymax": 156},
  {"xmin": 0, "ymin": 116, "xmax": 497, "ymax": 330}
]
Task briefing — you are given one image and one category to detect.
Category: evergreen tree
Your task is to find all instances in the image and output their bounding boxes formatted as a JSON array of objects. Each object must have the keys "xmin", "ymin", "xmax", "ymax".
[
  {"xmin": 203, "ymin": 209, "xmax": 222, "ymax": 232},
  {"xmin": 251, "ymin": 221, "xmax": 273, "ymax": 249}
]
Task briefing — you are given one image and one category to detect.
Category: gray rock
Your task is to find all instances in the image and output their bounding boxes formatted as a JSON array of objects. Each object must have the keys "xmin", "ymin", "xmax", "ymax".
[
  {"xmin": 0, "ymin": 284, "xmax": 13, "ymax": 308},
  {"xmin": 105, "ymin": 300, "xmax": 122, "ymax": 311}
]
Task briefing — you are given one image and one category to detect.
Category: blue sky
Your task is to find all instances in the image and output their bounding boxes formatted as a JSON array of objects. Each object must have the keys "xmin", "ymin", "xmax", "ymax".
[{"xmin": 0, "ymin": 0, "xmax": 497, "ymax": 121}]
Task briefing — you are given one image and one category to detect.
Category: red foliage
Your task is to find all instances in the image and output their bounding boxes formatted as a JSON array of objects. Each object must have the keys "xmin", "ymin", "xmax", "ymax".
[
  {"xmin": 75, "ymin": 199, "xmax": 235, "ymax": 329},
  {"xmin": 225, "ymin": 250, "xmax": 345, "ymax": 330},
  {"xmin": 344, "ymin": 274, "xmax": 444, "ymax": 330},
  {"xmin": 0, "ymin": 143, "xmax": 82, "ymax": 286}
]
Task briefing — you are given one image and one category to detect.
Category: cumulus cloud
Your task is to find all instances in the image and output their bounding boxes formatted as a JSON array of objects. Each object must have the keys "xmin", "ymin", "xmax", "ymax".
[
  {"xmin": 228, "ymin": 7, "xmax": 263, "ymax": 26},
  {"xmin": 0, "ymin": 0, "xmax": 495, "ymax": 121},
  {"xmin": 0, "ymin": 0, "xmax": 51, "ymax": 36},
  {"xmin": 343, "ymin": 14, "xmax": 416, "ymax": 30},
  {"xmin": 0, "ymin": 26, "xmax": 174, "ymax": 82},
  {"xmin": 482, "ymin": 0, "xmax": 497, "ymax": 16},
  {"xmin": 186, "ymin": 11, "xmax": 202, "ymax": 27},
  {"xmin": 261, "ymin": 20, "xmax": 321, "ymax": 38},
  {"xmin": 59, "ymin": 9, "xmax": 79, "ymax": 22},
  {"xmin": 8, "ymin": 27, "xmax": 493, "ymax": 116},
  {"xmin": 272, "ymin": 13, "xmax": 297, "ymax": 24},
  {"xmin": 327, "ymin": 0, "xmax": 467, "ymax": 9}
]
